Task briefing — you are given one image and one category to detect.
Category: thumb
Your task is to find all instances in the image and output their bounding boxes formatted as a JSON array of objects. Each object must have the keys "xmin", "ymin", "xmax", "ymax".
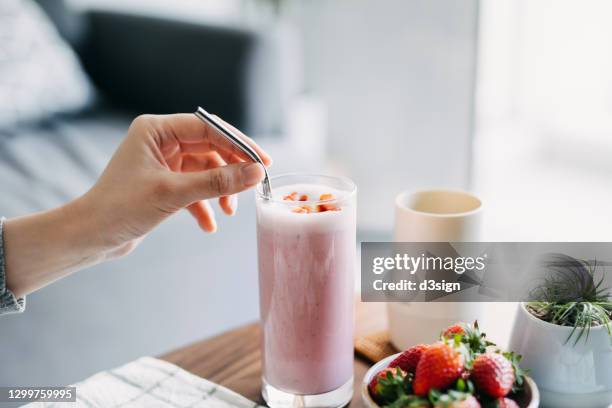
[{"xmin": 172, "ymin": 162, "xmax": 265, "ymax": 205}]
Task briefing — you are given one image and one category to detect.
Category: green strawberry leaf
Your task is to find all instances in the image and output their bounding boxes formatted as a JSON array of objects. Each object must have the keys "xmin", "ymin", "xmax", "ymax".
[
  {"xmin": 382, "ymin": 394, "xmax": 430, "ymax": 408},
  {"xmin": 450, "ymin": 378, "xmax": 475, "ymax": 395},
  {"xmin": 503, "ymin": 351, "xmax": 528, "ymax": 393},
  {"xmin": 377, "ymin": 368, "xmax": 409, "ymax": 403},
  {"xmin": 443, "ymin": 320, "xmax": 498, "ymax": 368}
]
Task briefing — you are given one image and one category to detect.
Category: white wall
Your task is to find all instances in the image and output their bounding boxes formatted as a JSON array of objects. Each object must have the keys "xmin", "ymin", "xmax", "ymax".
[
  {"xmin": 474, "ymin": 0, "xmax": 612, "ymax": 241},
  {"xmin": 287, "ymin": 0, "xmax": 479, "ymax": 231}
]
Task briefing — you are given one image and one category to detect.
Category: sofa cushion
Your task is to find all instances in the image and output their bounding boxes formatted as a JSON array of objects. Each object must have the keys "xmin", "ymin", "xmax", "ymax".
[{"xmin": 0, "ymin": 0, "xmax": 93, "ymax": 130}]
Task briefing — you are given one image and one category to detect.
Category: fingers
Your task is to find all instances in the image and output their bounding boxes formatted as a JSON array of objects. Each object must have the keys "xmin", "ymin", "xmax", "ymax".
[
  {"xmin": 157, "ymin": 113, "xmax": 272, "ymax": 167},
  {"xmin": 218, "ymin": 153, "xmax": 242, "ymax": 215},
  {"xmin": 219, "ymin": 194, "xmax": 237, "ymax": 216},
  {"xmin": 187, "ymin": 200, "xmax": 216, "ymax": 233},
  {"xmin": 180, "ymin": 153, "xmax": 216, "ymax": 172},
  {"xmin": 171, "ymin": 162, "xmax": 265, "ymax": 206},
  {"xmin": 180, "ymin": 143, "xmax": 243, "ymax": 166},
  {"xmin": 181, "ymin": 152, "xmax": 238, "ymax": 216}
]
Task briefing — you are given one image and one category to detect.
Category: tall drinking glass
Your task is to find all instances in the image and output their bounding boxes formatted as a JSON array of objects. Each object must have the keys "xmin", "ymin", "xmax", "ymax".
[{"xmin": 256, "ymin": 174, "xmax": 356, "ymax": 408}]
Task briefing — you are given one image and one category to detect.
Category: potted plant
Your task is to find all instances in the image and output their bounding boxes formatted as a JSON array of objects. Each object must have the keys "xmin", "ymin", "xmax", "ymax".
[{"xmin": 509, "ymin": 254, "xmax": 612, "ymax": 408}]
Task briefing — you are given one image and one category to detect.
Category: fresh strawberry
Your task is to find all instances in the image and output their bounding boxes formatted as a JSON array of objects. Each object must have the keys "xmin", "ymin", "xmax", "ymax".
[
  {"xmin": 368, "ymin": 367, "xmax": 406, "ymax": 402},
  {"xmin": 442, "ymin": 323, "xmax": 466, "ymax": 338},
  {"xmin": 434, "ymin": 394, "xmax": 480, "ymax": 408},
  {"xmin": 471, "ymin": 353, "xmax": 514, "ymax": 397},
  {"xmin": 390, "ymin": 395, "xmax": 431, "ymax": 407},
  {"xmin": 298, "ymin": 194, "xmax": 308, "ymax": 201},
  {"xmin": 495, "ymin": 398, "xmax": 519, "ymax": 408},
  {"xmin": 431, "ymin": 389, "xmax": 480, "ymax": 408},
  {"xmin": 413, "ymin": 342, "xmax": 464, "ymax": 396},
  {"xmin": 460, "ymin": 395, "xmax": 481, "ymax": 408},
  {"xmin": 389, "ymin": 344, "xmax": 429, "ymax": 373}
]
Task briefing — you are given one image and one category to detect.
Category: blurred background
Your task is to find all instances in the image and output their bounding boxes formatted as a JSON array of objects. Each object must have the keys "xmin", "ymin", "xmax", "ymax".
[{"xmin": 1, "ymin": 0, "xmax": 611, "ymax": 388}]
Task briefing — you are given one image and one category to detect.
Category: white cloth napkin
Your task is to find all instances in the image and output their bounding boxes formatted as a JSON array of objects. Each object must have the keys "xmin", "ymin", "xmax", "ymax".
[{"xmin": 26, "ymin": 357, "xmax": 264, "ymax": 408}]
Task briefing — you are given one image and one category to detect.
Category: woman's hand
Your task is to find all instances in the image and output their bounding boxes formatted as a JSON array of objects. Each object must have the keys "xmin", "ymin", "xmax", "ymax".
[
  {"xmin": 84, "ymin": 113, "xmax": 272, "ymax": 253},
  {"xmin": 3, "ymin": 114, "xmax": 272, "ymax": 297}
]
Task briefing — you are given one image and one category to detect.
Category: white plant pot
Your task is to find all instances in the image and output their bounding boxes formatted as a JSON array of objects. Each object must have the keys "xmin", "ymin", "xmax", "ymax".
[{"xmin": 509, "ymin": 302, "xmax": 612, "ymax": 408}]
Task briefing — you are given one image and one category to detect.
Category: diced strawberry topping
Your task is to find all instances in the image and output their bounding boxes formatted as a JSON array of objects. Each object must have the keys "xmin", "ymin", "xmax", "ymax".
[
  {"xmin": 291, "ymin": 205, "xmax": 312, "ymax": 214},
  {"xmin": 316, "ymin": 203, "xmax": 340, "ymax": 212},
  {"xmin": 285, "ymin": 192, "xmax": 341, "ymax": 213},
  {"xmin": 283, "ymin": 192, "xmax": 298, "ymax": 201}
]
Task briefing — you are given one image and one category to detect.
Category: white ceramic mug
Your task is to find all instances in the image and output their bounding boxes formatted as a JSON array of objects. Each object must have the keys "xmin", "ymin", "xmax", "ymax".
[
  {"xmin": 394, "ymin": 189, "xmax": 482, "ymax": 242},
  {"xmin": 388, "ymin": 189, "xmax": 485, "ymax": 350}
]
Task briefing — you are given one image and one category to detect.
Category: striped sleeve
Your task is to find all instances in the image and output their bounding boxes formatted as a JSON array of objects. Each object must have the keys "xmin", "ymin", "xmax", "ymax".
[{"xmin": 0, "ymin": 217, "xmax": 26, "ymax": 315}]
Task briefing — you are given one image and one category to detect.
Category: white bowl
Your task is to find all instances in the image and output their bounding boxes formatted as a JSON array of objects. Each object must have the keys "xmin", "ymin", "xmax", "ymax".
[
  {"xmin": 361, "ymin": 354, "xmax": 398, "ymax": 408},
  {"xmin": 509, "ymin": 302, "xmax": 612, "ymax": 408},
  {"xmin": 361, "ymin": 353, "xmax": 539, "ymax": 408}
]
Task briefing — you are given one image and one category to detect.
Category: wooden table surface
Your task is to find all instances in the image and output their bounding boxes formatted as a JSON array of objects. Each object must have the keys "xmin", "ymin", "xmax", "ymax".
[{"xmin": 161, "ymin": 301, "xmax": 386, "ymax": 407}]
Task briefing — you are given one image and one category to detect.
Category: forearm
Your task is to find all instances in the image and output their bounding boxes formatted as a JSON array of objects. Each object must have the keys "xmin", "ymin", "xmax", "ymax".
[{"xmin": 3, "ymin": 196, "xmax": 108, "ymax": 298}]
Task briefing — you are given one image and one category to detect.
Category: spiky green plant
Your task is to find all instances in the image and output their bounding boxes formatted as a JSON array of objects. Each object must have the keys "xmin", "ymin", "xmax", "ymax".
[{"xmin": 527, "ymin": 254, "xmax": 612, "ymax": 345}]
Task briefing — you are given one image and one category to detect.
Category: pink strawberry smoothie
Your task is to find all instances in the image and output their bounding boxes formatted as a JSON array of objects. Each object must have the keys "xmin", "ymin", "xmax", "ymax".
[{"xmin": 256, "ymin": 184, "xmax": 356, "ymax": 395}]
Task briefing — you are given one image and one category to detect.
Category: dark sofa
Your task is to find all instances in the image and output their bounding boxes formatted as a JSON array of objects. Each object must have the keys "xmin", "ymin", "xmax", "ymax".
[{"xmin": 36, "ymin": 0, "xmax": 283, "ymax": 132}]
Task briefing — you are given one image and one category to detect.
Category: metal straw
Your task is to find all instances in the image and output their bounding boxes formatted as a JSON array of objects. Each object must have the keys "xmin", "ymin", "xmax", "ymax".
[{"xmin": 194, "ymin": 107, "xmax": 272, "ymax": 199}]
